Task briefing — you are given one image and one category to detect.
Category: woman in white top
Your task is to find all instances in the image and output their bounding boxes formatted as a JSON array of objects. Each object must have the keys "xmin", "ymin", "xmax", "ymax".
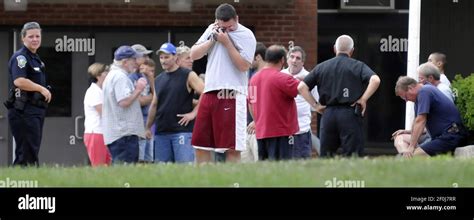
[{"xmin": 83, "ymin": 63, "xmax": 111, "ymax": 166}]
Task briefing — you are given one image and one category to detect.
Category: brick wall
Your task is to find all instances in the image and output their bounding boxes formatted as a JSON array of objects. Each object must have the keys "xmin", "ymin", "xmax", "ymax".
[{"xmin": 0, "ymin": 0, "xmax": 318, "ymax": 67}]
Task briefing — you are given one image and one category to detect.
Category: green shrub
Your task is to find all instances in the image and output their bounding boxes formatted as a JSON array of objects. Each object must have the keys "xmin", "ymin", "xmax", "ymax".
[{"xmin": 452, "ymin": 73, "xmax": 474, "ymax": 131}]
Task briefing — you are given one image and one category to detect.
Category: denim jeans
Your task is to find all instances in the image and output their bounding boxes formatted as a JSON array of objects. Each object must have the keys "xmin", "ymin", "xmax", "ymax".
[
  {"xmin": 154, "ymin": 132, "xmax": 194, "ymax": 163},
  {"xmin": 139, "ymin": 138, "xmax": 154, "ymax": 162},
  {"xmin": 139, "ymin": 117, "xmax": 154, "ymax": 162},
  {"xmin": 107, "ymin": 135, "xmax": 139, "ymax": 164}
]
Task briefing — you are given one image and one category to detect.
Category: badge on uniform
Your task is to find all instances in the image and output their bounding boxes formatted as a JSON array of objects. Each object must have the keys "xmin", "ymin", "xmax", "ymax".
[{"xmin": 16, "ymin": 55, "xmax": 27, "ymax": 69}]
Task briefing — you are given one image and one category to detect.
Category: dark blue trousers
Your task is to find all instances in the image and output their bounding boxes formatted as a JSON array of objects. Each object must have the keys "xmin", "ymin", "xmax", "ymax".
[
  {"xmin": 292, "ymin": 131, "xmax": 312, "ymax": 159},
  {"xmin": 257, "ymin": 136, "xmax": 293, "ymax": 161},
  {"xmin": 107, "ymin": 135, "xmax": 139, "ymax": 164},
  {"xmin": 320, "ymin": 106, "xmax": 364, "ymax": 157},
  {"xmin": 8, "ymin": 109, "xmax": 45, "ymax": 167}
]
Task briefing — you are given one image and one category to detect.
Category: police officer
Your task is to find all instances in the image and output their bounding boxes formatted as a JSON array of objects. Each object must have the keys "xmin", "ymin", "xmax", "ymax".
[
  {"xmin": 298, "ymin": 35, "xmax": 380, "ymax": 157},
  {"xmin": 6, "ymin": 22, "xmax": 51, "ymax": 166}
]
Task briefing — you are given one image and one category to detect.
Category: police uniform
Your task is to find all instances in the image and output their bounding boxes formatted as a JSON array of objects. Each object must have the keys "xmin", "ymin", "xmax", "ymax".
[
  {"xmin": 304, "ymin": 53, "xmax": 375, "ymax": 157},
  {"xmin": 7, "ymin": 45, "xmax": 48, "ymax": 166}
]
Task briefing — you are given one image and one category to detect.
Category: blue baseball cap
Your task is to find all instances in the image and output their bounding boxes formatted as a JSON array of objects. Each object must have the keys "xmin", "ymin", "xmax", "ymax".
[
  {"xmin": 157, "ymin": 42, "xmax": 177, "ymax": 55},
  {"xmin": 114, "ymin": 45, "xmax": 141, "ymax": 61}
]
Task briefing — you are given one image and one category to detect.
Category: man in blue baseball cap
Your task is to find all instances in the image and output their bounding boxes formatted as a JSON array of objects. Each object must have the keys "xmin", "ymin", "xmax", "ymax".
[
  {"xmin": 145, "ymin": 41, "xmax": 204, "ymax": 163},
  {"xmin": 114, "ymin": 45, "xmax": 141, "ymax": 66},
  {"xmin": 156, "ymin": 42, "xmax": 177, "ymax": 55},
  {"xmin": 102, "ymin": 45, "xmax": 147, "ymax": 164}
]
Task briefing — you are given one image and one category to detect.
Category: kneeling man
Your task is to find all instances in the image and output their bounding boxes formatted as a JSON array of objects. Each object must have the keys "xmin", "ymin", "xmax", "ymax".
[{"xmin": 393, "ymin": 71, "xmax": 468, "ymax": 158}]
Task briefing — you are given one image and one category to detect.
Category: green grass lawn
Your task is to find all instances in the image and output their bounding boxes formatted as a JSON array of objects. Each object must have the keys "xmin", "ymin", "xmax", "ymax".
[{"xmin": 1, "ymin": 156, "xmax": 473, "ymax": 187}]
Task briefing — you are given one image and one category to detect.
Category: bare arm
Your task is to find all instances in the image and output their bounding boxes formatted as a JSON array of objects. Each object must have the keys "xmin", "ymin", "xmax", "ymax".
[
  {"xmin": 118, "ymin": 78, "xmax": 146, "ymax": 108},
  {"xmin": 298, "ymin": 81, "xmax": 325, "ymax": 114},
  {"xmin": 192, "ymin": 98, "xmax": 199, "ymax": 107},
  {"xmin": 145, "ymin": 71, "xmax": 155, "ymax": 96},
  {"xmin": 217, "ymin": 32, "xmax": 251, "ymax": 72},
  {"xmin": 190, "ymin": 39, "xmax": 215, "ymax": 61},
  {"xmin": 354, "ymin": 74, "xmax": 381, "ymax": 116},
  {"xmin": 138, "ymin": 94, "xmax": 153, "ymax": 107},
  {"xmin": 14, "ymin": 77, "xmax": 51, "ymax": 103},
  {"xmin": 392, "ymin": 127, "xmax": 428, "ymax": 138},
  {"xmin": 193, "ymin": 24, "xmax": 251, "ymax": 72},
  {"xmin": 187, "ymin": 71, "xmax": 205, "ymax": 95},
  {"xmin": 248, "ymin": 102, "xmax": 255, "ymax": 120},
  {"xmin": 145, "ymin": 93, "xmax": 158, "ymax": 139},
  {"xmin": 94, "ymin": 104, "xmax": 102, "ymax": 116},
  {"xmin": 247, "ymin": 102, "xmax": 256, "ymax": 134},
  {"xmin": 177, "ymin": 72, "xmax": 205, "ymax": 126},
  {"xmin": 400, "ymin": 114, "xmax": 427, "ymax": 158},
  {"xmin": 408, "ymin": 114, "xmax": 427, "ymax": 151},
  {"xmin": 186, "ymin": 72, "xmax": 204, "ymax": 116},
  {"xmin": 118, "ymin": 89, "xmax": 142, "ymax": 108}
]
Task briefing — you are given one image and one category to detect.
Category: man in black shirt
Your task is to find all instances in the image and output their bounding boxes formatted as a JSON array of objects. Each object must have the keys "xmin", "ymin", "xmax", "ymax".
[
  {"xmin": 145, "ymin": 42, "xmax": 204, "ymax": 163},
  {"xmin": 298, "ymin": 35, "xmax": 380, "ymax": 157}
]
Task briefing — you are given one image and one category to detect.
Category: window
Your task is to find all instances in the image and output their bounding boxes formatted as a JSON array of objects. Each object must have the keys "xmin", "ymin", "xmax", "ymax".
[{"xmin": 340, "ymin": 0, "xmax": 395, "ymax": 10}]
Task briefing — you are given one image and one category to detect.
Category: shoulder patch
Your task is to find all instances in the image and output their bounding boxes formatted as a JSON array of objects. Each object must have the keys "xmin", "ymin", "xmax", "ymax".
[{"xmin": 16, "ymin": 55, "xmax": 27, "ymax": 69}]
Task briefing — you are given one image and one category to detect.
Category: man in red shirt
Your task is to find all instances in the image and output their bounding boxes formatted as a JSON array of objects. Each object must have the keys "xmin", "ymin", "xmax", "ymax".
[{"xmin": 248, "ymin": 45, "xmax": 300, "ymax": 160}]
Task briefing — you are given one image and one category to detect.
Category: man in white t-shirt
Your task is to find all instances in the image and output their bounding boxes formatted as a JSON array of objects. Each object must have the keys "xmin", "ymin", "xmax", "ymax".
[
  {"xmin": 190, "ymin": 3, "xmax": 256, "ymax": 163},
  {"xmin": 281, "ymin": 46, "xmax": 320, "ymax": 159},
  {"xmin": 428, "ymin": 52, "xmax": 451, "ymax": 87}
]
